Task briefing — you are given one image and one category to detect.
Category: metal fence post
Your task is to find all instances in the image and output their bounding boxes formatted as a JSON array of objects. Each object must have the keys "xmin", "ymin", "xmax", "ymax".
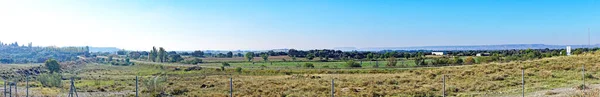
[
  {"xmin": 443, "ymin": 75, "xmax": 446, "ymax": 97},
  {"xmin": 522, "ymin": 69, "xmax": 525, "ymax": 97},
  {"xmin": 8, "ymin": 82, "xmax": 11, "ymax": 97},
  {"xmin": 136, "ymin": 76, "xmax": 138, "ymax": 97},
  {"xmin": 74, "ymin": 77, "xmax": 78, "ymax": 97},
  {"xmin": 3, "ymin": 79, "xmax": 5, "ymax": 97},
  {"xmin": 230, "ymin": 77, "xmax": 233, "ymax": 97},
  {"xmin": 69, "ymin": 78, "xmax": 73, "ymax": 97},
  {"xmin": 26, "ymin": 74, "xmax": 29, "ymax": 97},
  {"xmin": 14, "ymin": 82, "xmax": 16, "ymax": 97},
  {"xmin": 331, "ymin": 79, "xmax": 334, "ymax": 97},
  {"xmin": 68, "ymin": 77, "xmax": 78, "ymax": 97},
  {"xmin": 583, "ymin": 64, "xmax": 585, "ymax": 96}
]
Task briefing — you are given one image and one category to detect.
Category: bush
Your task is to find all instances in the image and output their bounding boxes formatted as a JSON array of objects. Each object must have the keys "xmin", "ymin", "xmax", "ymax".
[
  {"xmin": 38, "ymin": 73, "xmax": 62, "ymax": 87},
  {"xmin": 464, "ymin": 57, "xmax": 475, "ymax": 65},
  {"xmin": 303, "ymin": 63, "xmax": 315, "ymax": 68},
  {"xmin": 220, "ymin": 66, "xmax": 225, "ymax": 71},
  {"xmin": 236, "ymin": 67, "xmax": 243, "ymax": 73},
  {"xmin": 222, "ymin": 62, "xmax": 230, "ymax": 67},
  {"xmin": 386, "ymin": 56, "xmax": 397, "ymax": 67},
  {"xmin": 346, "ymin": 60, "xmax": 361, "ymax": 68},
  {"xmin": 143, "ymin": 75, "xmax": 168, "ymax": 95},
  {"xmin": 182, "ymin": 58, "xmax": 203, "ymax": 64}
]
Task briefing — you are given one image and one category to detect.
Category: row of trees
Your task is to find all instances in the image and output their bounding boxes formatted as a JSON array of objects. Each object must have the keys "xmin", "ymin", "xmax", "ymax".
[
  {"xmin": 148, "ymin": 47, "xmax": 169, "ymax": 62},
  {"xmin": 0, "ymin": 45, "xmax": 89, "ymax": 64}
]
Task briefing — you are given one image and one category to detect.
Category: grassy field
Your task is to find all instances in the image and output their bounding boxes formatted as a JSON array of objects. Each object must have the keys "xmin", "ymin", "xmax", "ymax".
[
  {"xmin": 3, "ymin": 52, "xmax": 600, "ymax": 96},
  {"xmin": 200, "ymin": 56, "xmax": 309, "ymax": 63}
]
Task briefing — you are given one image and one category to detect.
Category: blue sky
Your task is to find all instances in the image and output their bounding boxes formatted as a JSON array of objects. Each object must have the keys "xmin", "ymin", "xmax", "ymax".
[{"xmin": 0, "ymin": 0, "xmax": 598, "ymax": 50}]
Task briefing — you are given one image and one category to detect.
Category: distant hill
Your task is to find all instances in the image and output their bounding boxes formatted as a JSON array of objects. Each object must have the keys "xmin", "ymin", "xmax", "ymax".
[
  {"xmin": 89, "ymin": 47, "xmax": 120, "ymax": 52},
  {"xmin": 336, "ymin": 44, "xmax": 600, "ymax": 51}
]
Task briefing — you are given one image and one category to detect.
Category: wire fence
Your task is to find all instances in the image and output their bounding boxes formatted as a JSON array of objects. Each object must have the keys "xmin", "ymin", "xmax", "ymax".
[{"xmin": 0, "ymin": 64, "xmax": 598, "ymax": 97}]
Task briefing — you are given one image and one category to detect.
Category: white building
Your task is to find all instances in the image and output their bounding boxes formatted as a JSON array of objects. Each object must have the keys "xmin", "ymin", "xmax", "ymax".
[
  {"xmin": 476, "ymin": 53, "xmax": 491, "ymax": 56},
  {"xmin": 432, "ymin": 52, "xmax": 444, "ymax": 56},
  {"xmin": 566, "ymin": 46, "xmax": 571, "ymax": 56}
]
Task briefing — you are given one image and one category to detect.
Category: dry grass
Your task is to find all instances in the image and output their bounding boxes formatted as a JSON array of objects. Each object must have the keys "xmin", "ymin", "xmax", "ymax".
[{"xmin": 6, "ymin": 52, "xmax": 600, "ymax": 96}]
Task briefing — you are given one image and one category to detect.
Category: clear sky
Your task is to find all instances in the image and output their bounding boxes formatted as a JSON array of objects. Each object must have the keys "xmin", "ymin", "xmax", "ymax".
[{"xmin": 0, "ymin": 0, "xmax": 599, "ymax": 51}]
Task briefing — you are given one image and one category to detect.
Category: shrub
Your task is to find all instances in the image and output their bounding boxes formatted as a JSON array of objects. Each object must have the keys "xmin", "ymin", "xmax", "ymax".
[
  {"xmin": 260, "ymin": 65, "xmax": 267, "ymax": 69},
  {"xmin": 222, "ymin": 62, "xmax": 230, "ymax": 67},
  {"xmin": 303, "ymin": 63, "xmax": 315, "ymax": 68},
  {"xmin": 236, "ymin": 67, "xmax": 243, "ymax": 73},
  {"xmin": 181, "ymin": 58, "xmax": 203, "ymax": 64},
  {"xmin": 346, "ymin": 60, "xmax": 361, "ymax": 68},
  {"xmin": 143, "ymin": 75, "xmax": 168, "ymax": 96},
  {"xmin": 464, "ymin": 57, "xmax": 475, "ymax": 65},
  {"xmin": 386, "ymin": 56, "xmax": 397, "ymax": 67},
  {"xmin": 220, "ymin": 66, "xmax": 225, "ymax": 71},
  {"xmin": 38, "ymin": 73, "xmax": 62, "ymax": 87}
]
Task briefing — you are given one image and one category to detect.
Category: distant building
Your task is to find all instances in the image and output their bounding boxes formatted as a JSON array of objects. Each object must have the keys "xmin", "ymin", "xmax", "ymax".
[
  {"xmin": 566, "ymin": 46, "xmax": 571, "ymax": 56},
  {"xmin": 476, "ymin": 53, "xmax": 491, "ymax": 56},
  {"xmin": 432, "ymin": 52, "xmax": 444, "ymax": 56}
]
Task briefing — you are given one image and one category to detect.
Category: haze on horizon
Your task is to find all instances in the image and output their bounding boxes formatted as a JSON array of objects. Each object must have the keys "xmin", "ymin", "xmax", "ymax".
[{"xmin": 0, "ymin": 0, "xmax": 599, "ymax": 51}]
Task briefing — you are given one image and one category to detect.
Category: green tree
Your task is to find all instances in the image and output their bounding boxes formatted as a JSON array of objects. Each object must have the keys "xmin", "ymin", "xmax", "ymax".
[
  {"xmin": 306, "ymin": 53, "xmax": 315, "ymax": 60},
  {"xmin": 261, "ymin": 53, "xmax": 269, "ymax": 62},
  {"xmin": 149, "ymin": 46, "xmax": 158, "ymax": 62},
  {"xmin": 226, "ymin": 51, "xmax": 234, "ymax": 58},
  {"xmin": 245, "ymin": 52, "xmax": 255, "ymax": 62},
  {"xmin": 44, "ymin": 59, "xmax": 61, "ymax": 73},
  {"xmin": 192, "ymin": 50, "xmax": 204, "ymax": 57},
  {"xmin": 158, "ymin": 47, "xmax": 167, "ymax": 62},
  {"xmin": 169, "ymin": 54, "xmax": 184, "ymax": 62},
  {"xmin": 366, "ymin": 53, "xmax": 374, "ymax": 61}
]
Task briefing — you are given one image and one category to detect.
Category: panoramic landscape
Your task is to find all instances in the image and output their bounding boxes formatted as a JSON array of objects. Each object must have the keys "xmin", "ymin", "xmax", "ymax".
[{"xmin": 1, "ymin": 0, "xmax": 600, "ymax": 97}]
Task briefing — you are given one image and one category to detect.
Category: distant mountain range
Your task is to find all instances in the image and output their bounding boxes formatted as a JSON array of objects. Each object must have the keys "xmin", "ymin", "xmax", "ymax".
[
  {"xmin": 85, "ymin": 44, "xmax": 600, "ymax": 53},
  {"xmin": 335, "ymin": 44, "xmax": 600, "ymax": 51}
]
